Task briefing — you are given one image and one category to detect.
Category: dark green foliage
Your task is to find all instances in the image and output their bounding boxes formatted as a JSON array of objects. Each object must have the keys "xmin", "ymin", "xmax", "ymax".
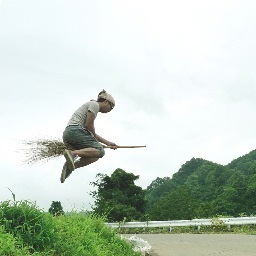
[
  {"xmin": 145, "ymin": 177, "xmax": 176, "ymax": 215},
  {"xmin": 90, "ymin": 168, "xmax": 146, "ymax": 222},
  {"xmin": 245, "ymin": 174, "xmax": 256, "ymax": 213},
  {"xmin": 48, "ymin": 201, "xmax": 64, "ymax": 216},
  {"xmin": 172, "ymin": 158, "xmax": 209, "ymax": 185},
  {"xmin": 151, "ymin": 186, "xmax": 197, "ymax": 220},
  {"xmin": 226, "ymin": 149, "xmax": 256, "ymax": 174},
  {"xmin": 145, "ymin": 149, "xmax": 256, "ymax": 219}
]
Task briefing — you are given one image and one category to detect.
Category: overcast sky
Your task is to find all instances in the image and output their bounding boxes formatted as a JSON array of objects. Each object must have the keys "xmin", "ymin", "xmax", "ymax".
[{"xmin": 1, "ymin": 0, "xmax": 256, "ymax": 212}]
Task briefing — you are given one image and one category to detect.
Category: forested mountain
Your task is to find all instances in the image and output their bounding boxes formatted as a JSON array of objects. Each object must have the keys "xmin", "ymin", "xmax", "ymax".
[
  {"xmin": 146, "ymin": 149, "xmax": 256, "ymax": 220},
  {"xmin": 226, "ymin": 149, "xmax": 256, "ymax": 174}
]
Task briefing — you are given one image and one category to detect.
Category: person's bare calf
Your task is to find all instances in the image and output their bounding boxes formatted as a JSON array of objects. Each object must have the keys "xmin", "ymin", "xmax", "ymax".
[
  {"xmin": 72, "ymin": 147, "xmax": 102, "ymax": 158},
  {"xmin": 70, "ymin": 148, "xmax": 102, "ymax": 169},
  {"xmin": 75, "ymin": 157, "xmax": 99, "ymax": 169}
]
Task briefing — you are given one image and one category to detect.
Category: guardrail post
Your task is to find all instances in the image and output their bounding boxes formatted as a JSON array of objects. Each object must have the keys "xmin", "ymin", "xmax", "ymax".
[
  {"xmin": 198, "ymin": 225, "xmax": 201, "ymax": 232},
  {"xmin": 169, "ymin": 226, "xmax": 172, "ymax": 233}
]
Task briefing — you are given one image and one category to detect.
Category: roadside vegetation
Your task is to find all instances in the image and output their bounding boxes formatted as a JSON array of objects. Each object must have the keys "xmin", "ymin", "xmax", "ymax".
[{"xmin": 0, "ymin": 200, "xmax": 140, "ymax": 256}]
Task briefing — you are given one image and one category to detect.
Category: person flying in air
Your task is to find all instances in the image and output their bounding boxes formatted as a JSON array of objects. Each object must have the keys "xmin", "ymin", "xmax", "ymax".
[{"xmin": 61, "ymin": 89, "xmax": 117, "ymax": 183}]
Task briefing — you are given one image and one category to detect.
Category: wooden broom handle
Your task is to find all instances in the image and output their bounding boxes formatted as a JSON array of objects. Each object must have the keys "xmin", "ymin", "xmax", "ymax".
[{"xmin": 103, "ymin": 145, "xmax": 146, "ymax": 148}]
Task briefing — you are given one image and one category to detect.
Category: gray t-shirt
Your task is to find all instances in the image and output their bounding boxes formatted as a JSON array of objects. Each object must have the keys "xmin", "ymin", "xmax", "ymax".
[{"xmin": 67, "ymin": 101, "xmax": 99, "ymax": 127}]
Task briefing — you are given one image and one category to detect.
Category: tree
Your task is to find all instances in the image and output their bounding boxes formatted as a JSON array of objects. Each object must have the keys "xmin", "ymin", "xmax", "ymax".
[
  {"xmin": 151, "ymin": 186, "xmax": 197, "ymax": 220},
  {"xmin": 48, "ymin": 201, "xmax": 64, "ymax": 216},
  {"xmin": 90, "ymin": 168, "xmax": 146, "ymax": 222},
  {"xmin": 245, "ymin": 174, "xmax": 256, "ymax": 213},
  {"xmin": 213, "ymin": 187, "xmax": 239, "ymax": 216},
  {"xmin": 145, "ymin": 177, "xmax": 176, "ymax": 216}
]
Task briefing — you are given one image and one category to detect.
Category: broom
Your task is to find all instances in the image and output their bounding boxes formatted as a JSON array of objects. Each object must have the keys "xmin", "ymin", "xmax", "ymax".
[{"xmin": 22, "ymin": 138, "xmax": 146, "ymax": 165}]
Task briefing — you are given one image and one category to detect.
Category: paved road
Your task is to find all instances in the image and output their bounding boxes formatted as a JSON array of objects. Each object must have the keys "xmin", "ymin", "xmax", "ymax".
[{"xmin": 122, "ymin": 234, "xmax": 256, "ymax": 256}]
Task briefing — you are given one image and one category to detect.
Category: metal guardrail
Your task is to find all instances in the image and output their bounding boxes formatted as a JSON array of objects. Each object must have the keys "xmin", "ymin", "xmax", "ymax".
[{"xmin": 106, "ymin": 217, "xmax": 256, "ymax": 231}]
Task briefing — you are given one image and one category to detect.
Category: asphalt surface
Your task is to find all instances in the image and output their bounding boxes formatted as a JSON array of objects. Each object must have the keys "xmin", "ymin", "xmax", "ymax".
[{"xmin": 122, "ymin": 234, "xmax": 256, "ymax": 256}]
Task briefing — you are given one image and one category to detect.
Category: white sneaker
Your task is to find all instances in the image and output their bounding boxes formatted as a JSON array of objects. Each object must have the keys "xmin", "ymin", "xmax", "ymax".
[
  {"xmin": 60, "ymin": 162, "xmax": 73, "ymax": 183},
  {"xmin": 60, "ymin": 162, "xmax": 68, "ymax": 183},
  {"xmin": 63, "ymin": 149, "xmax": 75, "ymax": 171}
]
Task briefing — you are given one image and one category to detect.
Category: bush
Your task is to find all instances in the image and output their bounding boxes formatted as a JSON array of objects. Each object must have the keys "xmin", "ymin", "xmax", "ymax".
[
  {"xmin": 0, "ymin": 226, "xmax": 30, "ymax": 256},
  {"xmin": 0, "ymin": 200, "xmax": 139, "ymax": 255},
  {"xmin": 53, "ymin": 213, "xmax": 140, "ymax": 256},
  {"xmin": 0, "ymin": 200, "xmax": 57, "ymax": 253}
]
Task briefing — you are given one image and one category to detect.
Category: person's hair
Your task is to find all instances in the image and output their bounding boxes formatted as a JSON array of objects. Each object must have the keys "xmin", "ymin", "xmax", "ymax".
[
  {"xmin": 96, "ymin": 89, "xmax": 115, "ymax": 109},
  {"xmin": 98, "ymin": 89, "xmax": 106, "ymax": 98},
  {"xmin": 97, "ymin": 98, "xmax": 105, "ymax": 102}
]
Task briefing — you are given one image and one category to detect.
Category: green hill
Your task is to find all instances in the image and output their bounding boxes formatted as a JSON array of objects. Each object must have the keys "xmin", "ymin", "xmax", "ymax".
[
  {"xmin": 145, "ymin": 150, "xmax": 256, "ymax": 220},
  {"xmin": 226, "ymin": 149, "xmax": 256, "ymax": 174}
]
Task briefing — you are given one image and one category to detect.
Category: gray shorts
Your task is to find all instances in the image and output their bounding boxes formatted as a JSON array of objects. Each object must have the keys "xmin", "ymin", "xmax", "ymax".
[{"xmin": 62, "ymin": 125, "xmax": 105, "ymax": 157}]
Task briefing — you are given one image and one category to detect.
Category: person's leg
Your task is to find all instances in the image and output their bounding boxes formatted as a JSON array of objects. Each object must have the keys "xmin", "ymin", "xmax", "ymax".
[
  {"xmin": 61, "ymin": 126, "xmax": 105, "ymax": 182},
  {"xmin": 64, "ymin": 147, "xmax": 101, "ymax": 172},
  {"xmin": 61, "ymin": 155, "xmax": 99, "ymax": 183},
  {"xmin": 69, "ymin": 147, "xmax": 102, "ymax": 169},
  {"xmin": 63, "ymin": 126, "xmax": 105, "ymax": 159},
  {"xmin": 74, "ymin": 157, "xmax": 99, "ymax": 169},
  {"xmin": 72, "ymin": 147, "xmax": 102, "ymax": 158}
]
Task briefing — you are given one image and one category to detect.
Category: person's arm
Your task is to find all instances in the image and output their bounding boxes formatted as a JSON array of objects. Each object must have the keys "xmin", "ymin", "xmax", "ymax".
[
  {"xmin": 85, "ymin": 111, "xmax": 117, "ymax": 148},
  {"xmin": 95, "ymin": 134, "xmax": 117, "ymax": 147},
  {"xmin": 84, "ymin": 111, "xmax": 97, "ymax": 137}
]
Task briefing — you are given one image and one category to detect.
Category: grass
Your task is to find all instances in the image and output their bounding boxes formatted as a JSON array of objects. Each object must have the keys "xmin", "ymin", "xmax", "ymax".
[
  {"xmin": 0, "ymin": 200, "xmax": 140, "ymax": 256},
  {"xmin": 0, "ymin": 226, "xmax": 31, "ymax": 256}
]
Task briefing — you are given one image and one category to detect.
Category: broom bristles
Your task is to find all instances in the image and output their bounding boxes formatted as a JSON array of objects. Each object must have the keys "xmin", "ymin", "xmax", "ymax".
[{"xmin": 22, "ymin": 138, "xmax": 67, "ymax": 164}]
